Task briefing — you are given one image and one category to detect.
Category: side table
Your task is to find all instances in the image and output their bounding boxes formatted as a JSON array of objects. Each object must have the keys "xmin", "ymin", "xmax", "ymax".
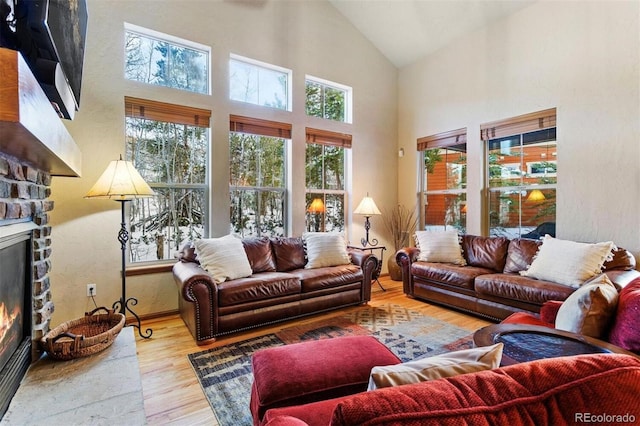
[
  {"xmin": 473, "ymin": 323, "xmax": 638, "ymax": 366},
  {"xmin": 348, "ymin": 245, "xmax": 386, "ymax": 291}
]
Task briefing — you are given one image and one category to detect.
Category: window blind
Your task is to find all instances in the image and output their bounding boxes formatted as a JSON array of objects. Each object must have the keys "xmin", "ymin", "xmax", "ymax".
[
  {"xmin": 229, "ymin": 115, "xmax": 292, "ymax": 139},
  {"xmin": 417, "ymin": 128, "xmax": 467, "ymax": 151},
  {"xmin": 480, "ymin": 108, "xmax": 556, "ymax": 141},
  {"xmin": 124, "ymin": 96, "xmax": 211, "ymax": 128},
  {"xmin": 305, "ymin": 127, "xmax": 352, "ymax": 148}
]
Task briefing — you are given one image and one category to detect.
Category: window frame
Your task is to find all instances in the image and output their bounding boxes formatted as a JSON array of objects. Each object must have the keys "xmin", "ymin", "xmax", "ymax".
[
  {"xmin": 124, "ymin": 23, "xmax": 211, "ymax": 95},
  {"xmin": 482, "ymin": 108, "xmax": 557, "ymax": 238},
  {"xmin": 124, "ymin": 96, "xmax": 211, "ymax": 265},
  {"xmin": 305, "ymin": 127, "xmax": 351, "ymax": 233},
  {"xmin": 418, "ymin": 128, "xmax": 468, "ymax": 233},
  {"xmin": 305, "ymin": 75, "xmax": 353, "ymax": 124},
  {"xmin": 229, "ymin": 54, "xmax": 292, "ymax": 111},
  {"xmin": 229, "ymin": 115, "xmax": 291, "ymax": 238}
]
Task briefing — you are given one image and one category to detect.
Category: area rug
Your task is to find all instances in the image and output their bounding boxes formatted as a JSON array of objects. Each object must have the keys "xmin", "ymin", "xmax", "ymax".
[{"xmin": 188, "ymin": 304, "xmax": 473, "ymax": 426}]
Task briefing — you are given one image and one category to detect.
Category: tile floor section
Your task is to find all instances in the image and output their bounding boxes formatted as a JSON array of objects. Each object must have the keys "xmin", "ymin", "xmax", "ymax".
[{"xmin": 1, "ymin": 327, "xmax": 145, "ymax": 425}]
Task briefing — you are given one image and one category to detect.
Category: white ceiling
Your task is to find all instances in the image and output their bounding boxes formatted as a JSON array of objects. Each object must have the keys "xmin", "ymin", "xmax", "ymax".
[{"xmin": 328, "ymin": 0, "xmax": 536, "ymax": 68}]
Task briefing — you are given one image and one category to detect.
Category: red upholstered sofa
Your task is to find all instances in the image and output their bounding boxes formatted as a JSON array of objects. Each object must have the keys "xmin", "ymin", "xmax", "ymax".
[
  {"xmin": 173, "ymin": 237, "xmax": 376, "ymax": 344},
  {"xmin": 396, "ymin": 235, "xmax": 640, "ymax": 321},
  {"xmin": 260, "ymin": 353, "xmax": 640, "ymax": 425},
  {"xmin": 503, "ymin": 276, "xmax": 640, "ymax": 355}
]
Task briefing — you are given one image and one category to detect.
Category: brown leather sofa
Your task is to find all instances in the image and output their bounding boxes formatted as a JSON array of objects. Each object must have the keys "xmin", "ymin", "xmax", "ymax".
[
  {"xmin": 173, "ymin": 237, "xmax": 376, "ymax": 344},
  {"xmin": 396, "ymin": 235, "xmax": 640, "ymax": 321}
]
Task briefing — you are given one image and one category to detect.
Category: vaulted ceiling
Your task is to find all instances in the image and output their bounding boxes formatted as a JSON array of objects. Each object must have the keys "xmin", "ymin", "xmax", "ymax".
[{"xmin": 328, "ymin": 0, "xmax": 536, "ymax": 68}]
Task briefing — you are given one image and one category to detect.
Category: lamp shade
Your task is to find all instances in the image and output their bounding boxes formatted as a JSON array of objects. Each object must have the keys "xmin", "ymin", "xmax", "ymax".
[
  {"xmin": 85, "ymin": 157, "xmax": 155, "ymax": 200},
  {"xmin": 307, "ymin": 198, "xmax": 325, "ymax": 214},
  {"xmin": 526, "ymin": 189, "xmax": 546, "ymax": 203},
  {"xmin": 354, "ymin": 195, "xmax": 381, "ymax": 216}
]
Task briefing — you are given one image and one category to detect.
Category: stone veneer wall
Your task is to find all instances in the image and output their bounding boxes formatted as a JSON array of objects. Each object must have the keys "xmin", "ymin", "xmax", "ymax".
[{"xmin": 0, "ymin": 152, "xmax": 55, "ymax": 352}]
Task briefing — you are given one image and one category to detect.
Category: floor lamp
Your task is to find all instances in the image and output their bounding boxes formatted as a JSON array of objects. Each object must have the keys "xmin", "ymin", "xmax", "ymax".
[
  {"xmin": 353, "ymin": 194, "xmax": 381, "ymax": 247},
  {"xmin": 85, "ymin": 155, "xmax": 155, "ymax": 339}
]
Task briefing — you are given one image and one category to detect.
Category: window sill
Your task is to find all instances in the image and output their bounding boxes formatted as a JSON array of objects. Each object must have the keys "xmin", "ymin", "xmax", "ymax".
[{"xmin": 125, "ymin": 261, "xmax": 174, "ymax": 277}]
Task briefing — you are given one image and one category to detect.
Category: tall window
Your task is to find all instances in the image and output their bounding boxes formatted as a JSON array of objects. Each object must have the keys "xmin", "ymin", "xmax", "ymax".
[
  {"xmin": 229, "ymin": 55, "xmax": 291, "ymax": 111},
  {"xmin": 305, "ymin": 128, "xmax": 351, "ymax": 232},
  {"xmin": 482, "ymin": 108, "xmax": 557, "ymax": 238},
  {"xmin": 125, "ymin": 97, "xmax": 210, "ymax": 262},
  {"xmin": 305, "ymin": 76, "xmax": 352, "ymax": 123},
  {"xmin": 124, "ymin": 24, "xmax": 209, "ymax": 95},
  {"xmin": 418, "ymin": 129, "xmax": 467, "ymax": 233},
  {"xmin": 229, "ymin": 116, "xmax": 289, "ymax": 237}
]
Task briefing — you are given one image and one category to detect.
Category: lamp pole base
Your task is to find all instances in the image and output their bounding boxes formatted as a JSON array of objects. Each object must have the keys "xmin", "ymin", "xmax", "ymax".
[{"xmin": 113, "ymin": 297, "xmax": 152, "ymax": 339}]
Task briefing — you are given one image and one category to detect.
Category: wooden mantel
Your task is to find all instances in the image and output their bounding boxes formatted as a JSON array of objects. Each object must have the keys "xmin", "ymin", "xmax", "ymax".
[{"xmin": 0, "ymin": 48, "xmax": 81, "ymax": 177}]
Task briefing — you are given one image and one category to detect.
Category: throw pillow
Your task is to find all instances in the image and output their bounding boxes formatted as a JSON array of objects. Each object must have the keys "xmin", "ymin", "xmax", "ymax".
[
  {"xmin": 270, "ymin": 237, "xmax": 306, "ymax": 272},
  {"xmin": 303, "ymin": 232, "xmax": 351, "ymax": 269},
  {"xmin": 555, "ymin": 274, "xmax": 619, "ymax": 339},
  {"xmin": 414, "ymin": 230, "xmax": 466, "ymax": 265},
  {"xmin": 194, "ymin": 234, "xmax": 253, "ymax": 283},
  {"xmin": 520, "ymin": 235, "xmax": 614, "ymax": 287},
  {"xmin": 608, "ymin": 277, "xmax": 640, "ymax": 353},
  {"xmin": 367, "ymin": 343, "xmax": 503, "ymax": 391}
]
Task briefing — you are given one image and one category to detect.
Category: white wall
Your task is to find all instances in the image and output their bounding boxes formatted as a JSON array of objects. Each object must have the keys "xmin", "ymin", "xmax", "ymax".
[
  {"xmin": 398, "ymin": 1, "xmax": 640, "ymax": 255},
  {"xmin": 50, "ymin": 0, "xmax": 398, "ymax": 325}
]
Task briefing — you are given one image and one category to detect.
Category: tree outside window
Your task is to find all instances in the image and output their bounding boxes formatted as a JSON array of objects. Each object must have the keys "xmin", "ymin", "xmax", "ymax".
[
  {"xmin": 305, "ymin": 77, "xmax": 351, "ymax": 123},
  {"xmin": 229, "ymin": 55, "xmax": 291, "ymax": 111},
  {"xmin": 125, "ymin": 99, "xmax": 209, "ymax": 263},
  {"xmin": 229, "ymin": 117, "xmax": 288, "ymax": 237},
  {"xmin": 125, "ymin": 24, "xmax": 209, "ymax": 95},
  {"xmin": 305, "ymin": 128, "xmax": 350, "ymax": 232}
]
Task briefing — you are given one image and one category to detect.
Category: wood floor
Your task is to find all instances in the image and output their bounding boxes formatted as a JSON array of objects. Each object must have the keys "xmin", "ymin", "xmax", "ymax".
[{"xmin": 135, "ymin": 277, "xmax": 492, "ymax": 425}]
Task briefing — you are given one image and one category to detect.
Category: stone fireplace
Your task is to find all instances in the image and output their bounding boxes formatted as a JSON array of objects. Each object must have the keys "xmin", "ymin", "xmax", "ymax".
[{"xmin": 0, "ymin": 48, "xmax": 82, "ymax": 418}]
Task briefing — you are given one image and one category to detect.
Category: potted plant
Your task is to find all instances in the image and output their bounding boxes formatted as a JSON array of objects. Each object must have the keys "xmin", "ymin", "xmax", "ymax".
[{"xmin": 382, "ymin": 204, "xmax": 418, "ymax": 281}]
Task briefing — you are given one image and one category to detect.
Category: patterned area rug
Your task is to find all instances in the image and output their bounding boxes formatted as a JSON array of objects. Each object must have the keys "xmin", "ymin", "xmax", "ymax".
[{"xmin": 188, "ymin": 304, "xmax": 473, "ymax": 426}]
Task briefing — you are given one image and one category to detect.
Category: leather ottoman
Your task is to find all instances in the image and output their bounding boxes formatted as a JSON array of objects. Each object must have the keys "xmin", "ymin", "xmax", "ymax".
[{"xmin": 250, "ymin": 335, "xmax": 401, "ymax": 425}]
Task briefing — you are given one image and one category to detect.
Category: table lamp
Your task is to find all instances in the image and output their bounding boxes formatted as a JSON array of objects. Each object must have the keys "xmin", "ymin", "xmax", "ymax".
[{"xmin": 354, "ymin": 194, "xmax": 381, "ymax": 247}]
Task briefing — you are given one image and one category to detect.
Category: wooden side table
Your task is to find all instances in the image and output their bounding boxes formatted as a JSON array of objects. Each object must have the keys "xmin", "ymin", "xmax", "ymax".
[
  {"xmin": 348, "ymin": 245, "xmax": 386, "ymax": 291},
  {"xmin": 473, "ymin": 323, "xmax": 638, "ymax": 366}
]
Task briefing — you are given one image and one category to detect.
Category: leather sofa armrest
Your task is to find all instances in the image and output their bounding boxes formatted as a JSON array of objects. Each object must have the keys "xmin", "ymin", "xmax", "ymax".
[
  {"xmin": 347, "ymin": 248, "xmax": 376, "ymax": 301},
  {"xmin": 173, "ymin": 261, "xmax": 219, "ymax": 341},
  {"xmin": 396, "ymin": 247, "xmax": 420, "ymax": 295}
]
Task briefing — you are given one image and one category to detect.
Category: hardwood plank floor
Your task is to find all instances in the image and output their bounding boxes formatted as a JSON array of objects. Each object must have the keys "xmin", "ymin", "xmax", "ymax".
[{"xmin": 135, "ymin": 277, "xmax": 492, "ymax": 425}]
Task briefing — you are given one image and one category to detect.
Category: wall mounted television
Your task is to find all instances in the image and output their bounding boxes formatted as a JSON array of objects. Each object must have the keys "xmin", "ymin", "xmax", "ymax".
[{"xmin": 1, "ymin": 0, "xmax": 88, "ymax": 120}]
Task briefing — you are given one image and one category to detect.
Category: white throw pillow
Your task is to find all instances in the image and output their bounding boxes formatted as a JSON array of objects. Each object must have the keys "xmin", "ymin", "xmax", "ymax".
[
  {"xmin": 555, "ymin": 274, "xmax": 619, "ymax": 338},
  {"xmin": 194, "ymin": 234, "xmax": 253, "ymax": 282},
  {"xmin": 303, "ymin": 232, "xmax": 351, "ymax": 269},
  {"xmin": 520, "ymin": 235, "xmax": 614, "ymax": 287},
  {"xmin": 367, "ymin": 343, "xmax": 503, "ymax": 391},
  {"xmin": 414, "ymin": 230, "xmax": 466, "ymax": 265}
]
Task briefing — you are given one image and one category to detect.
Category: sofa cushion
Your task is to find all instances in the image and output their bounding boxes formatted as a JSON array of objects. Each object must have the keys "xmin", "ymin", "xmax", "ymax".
[
  {"xmin": 411, "ymin": 262, "xmax": 493, "ymax": 290},
  {"xmin": 194, "ymin": 234, "xmax": 253, "ymax": 282},
  {"xmin": 330, "ymin": 354, "xmax": 640, "ymax": 426},
  {"xmin": 243, "ymin": 237, "xmax": 277, "ymax": 273},
  {"xmin": 216, "ymin": 272, "xmax": 301, "ymax": 307},
  {"xmin": 302, "ymin": 232, "xmax": 351, "ymax": 269},
  {"xmin": 501, "ymin": 312, "xmax": 553, "ymax": 327},
  {"xmin": 462, "ymin": 235, "xmax": 510, "ymax": 272},
  {"xmin": 520, "ymin": 235, "xmax": 614, "ymax": 287},
  {"xmin": 503, "ymin": 238, "xmax": 541, "ymax": 273},
  {"xmin": 367, "ymin": 343, "xmax": 503, "ymax": 391},
  {"xmin": 555, "ymin": 274, "xmax": 619, "ymax": 339},
  {"xmin": 475, "ymin": 273, "xmax": 574, "ymax": 305},
  {"xmin": 271, "ymin": 237, "xmax": 306, "ymax": 272},
  {"xmin": 414, "ymin": 230, "xmax": 466, "ymax": 265},
  {"xmin": 288, "ymin": 264, "xmax": 362, "ymax": 293},
  {"xmin": 608, "ymin": 277, "xmax": 640, "ymax": 353}
]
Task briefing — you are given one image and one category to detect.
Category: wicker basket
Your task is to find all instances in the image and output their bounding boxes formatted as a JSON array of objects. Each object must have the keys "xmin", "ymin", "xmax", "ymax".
[{"xmin": 40, "ymin": 307, "xmax": 126, "ymax": 360}]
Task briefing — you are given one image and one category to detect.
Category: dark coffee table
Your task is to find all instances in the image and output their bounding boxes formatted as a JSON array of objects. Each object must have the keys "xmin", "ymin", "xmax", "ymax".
[{"xmin": 474, "ymin": 323, "xmax": 638, "ymax": 366}]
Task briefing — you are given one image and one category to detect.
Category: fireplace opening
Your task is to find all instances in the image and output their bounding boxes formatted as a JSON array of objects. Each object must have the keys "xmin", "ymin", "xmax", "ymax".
[{"xmin": 0, "ymin": 230, "xmax": 32, "ymax": 419}]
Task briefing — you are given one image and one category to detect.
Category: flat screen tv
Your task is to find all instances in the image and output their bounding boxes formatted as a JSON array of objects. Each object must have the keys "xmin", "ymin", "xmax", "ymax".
[{"xmin": 1, "ymin": 0, "xmax": 88, "ymax": 120}]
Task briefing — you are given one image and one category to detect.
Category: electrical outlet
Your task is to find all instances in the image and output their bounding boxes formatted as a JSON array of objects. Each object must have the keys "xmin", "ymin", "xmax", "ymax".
[{"xmin": 87, "ymin": 283, "xmax": 97, "ymax": 297}]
